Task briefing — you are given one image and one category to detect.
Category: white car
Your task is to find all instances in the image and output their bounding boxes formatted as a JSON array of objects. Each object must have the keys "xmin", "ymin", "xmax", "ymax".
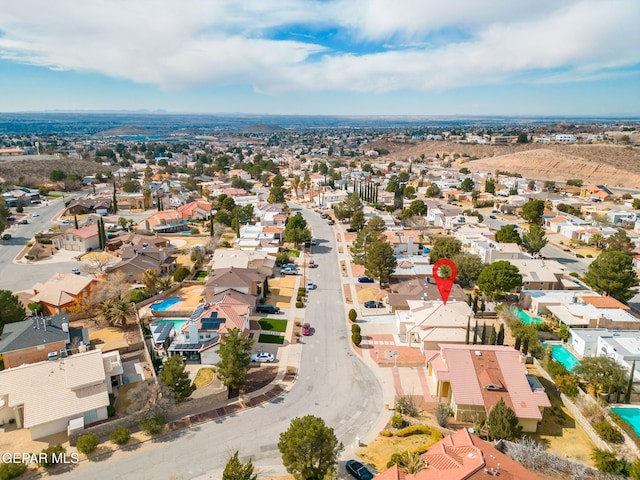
[
  {"xmin": 32, "ymin": 213, "xmax": 39, "ymax": 217},
  {"xmin": 306, "ymin": 281, "xmax": 316, "ymax": 290},
  {"xmin": 251, "ymin": 352, "xmax": 275, "ymax": 363}
]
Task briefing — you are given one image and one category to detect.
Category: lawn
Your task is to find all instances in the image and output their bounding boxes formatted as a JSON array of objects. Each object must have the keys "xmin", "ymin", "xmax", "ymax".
[
  {"xmin": 259, "ymin": 318, "xmax": 288, "ymax": 332},
  {"xmin": 194, "ymin": 270, "xmax": 208, "ymax": 281},
  {"xmin": 284, "ymin": 249, "xmax": 300, "ymax": 258},
  {"xmin": 194, "ymin": 368, "xmax": 215, "ymax": 389},
  {"xmin": 357, "ymin": 432, "xmax": 443, "ymax": 472},
  {"xmin": 258, "ymin": 334, "xmax": 285, "ymax": 344}
]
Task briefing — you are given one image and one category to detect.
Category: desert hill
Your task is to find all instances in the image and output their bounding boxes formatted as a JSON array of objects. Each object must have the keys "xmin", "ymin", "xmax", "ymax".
[{"xmin": 368, "ymin": 140, "xmax": 640, "ymax": 189}]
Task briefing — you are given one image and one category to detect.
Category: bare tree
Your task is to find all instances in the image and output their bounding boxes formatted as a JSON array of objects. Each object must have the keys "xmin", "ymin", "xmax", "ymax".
[{"xmin": 126, "ymin": 379, "xmax": 175, "ymax": 415}]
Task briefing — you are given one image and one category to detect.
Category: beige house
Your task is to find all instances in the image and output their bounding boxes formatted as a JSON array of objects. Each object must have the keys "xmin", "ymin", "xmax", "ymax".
[
  {"xmin": 508, "ymin": 258, "xmax": 568, "ymax": 290},
  {"xmin": 425, "ymin": 344, "xmax": 550, "ymax": 432},
  {"xmin": 396, "ymin": 300, "xmax": 472, "ymax": 350},
  {"xmin": 31, "ymin": 273, "xmax": 101, "ymax": 315},
  {"xmin": 52, "ymin": 224, "xmax": 101, "ymax": 252},
  {"xmin": 210, "ymin": 249, "xmax": 276, "ymax": 276},
  {"xmin": 0, "ymin": 349, "xmax": 122, "ymax": 439}
]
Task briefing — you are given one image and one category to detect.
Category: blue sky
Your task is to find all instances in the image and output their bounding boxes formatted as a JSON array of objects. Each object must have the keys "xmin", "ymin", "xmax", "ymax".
[{"xmin": 0, "ymin": 0, "xmax": 639, "ymax": 115}]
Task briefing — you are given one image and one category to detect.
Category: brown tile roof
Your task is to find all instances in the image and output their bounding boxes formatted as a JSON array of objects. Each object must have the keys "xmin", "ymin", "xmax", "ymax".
[{"xmin": 581, "ymin": 295, "xmax": 630, "ymax": 310}]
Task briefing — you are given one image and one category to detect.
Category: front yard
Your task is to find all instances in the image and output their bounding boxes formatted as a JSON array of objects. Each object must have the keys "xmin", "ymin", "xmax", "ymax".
[{"xmin": 258, "ymin": 318, "xmax": 288, "ymax": 332}]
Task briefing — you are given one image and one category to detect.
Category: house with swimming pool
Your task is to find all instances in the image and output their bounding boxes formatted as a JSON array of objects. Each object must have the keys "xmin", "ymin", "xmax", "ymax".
[
  {"xmin": 165, "ymin": 295, "xmax": 251, "ymax": 364},
  {"xmin": 425, "ymin": 344, "xmax": 550, "ymax": 432}
]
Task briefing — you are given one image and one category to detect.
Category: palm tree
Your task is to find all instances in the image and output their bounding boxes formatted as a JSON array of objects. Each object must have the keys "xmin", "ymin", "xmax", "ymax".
[
  {"xmin": 96, "ymin": 299, "xmax": 115, "ymax": 327},
  {"xmin": 398, "ymin": 452, "xmax": 427, "ymax": 474},
  {"xmin": 142, "ymin": 269, "xmax": 159, "ymax": 296},
  {"xmin": 142, "ymin": 187, "xmax": 153, "ymax": 209},
  {"xmin": 291, "ymin": 175, "xmax": 301, "ymax": 198},
  {"xmin": 157, "ymin": 276, "xmax": 175, "ymax": 292},
  {"xmin": 109, "ymin": 298, "xmax": 134, "ymax": 327}
]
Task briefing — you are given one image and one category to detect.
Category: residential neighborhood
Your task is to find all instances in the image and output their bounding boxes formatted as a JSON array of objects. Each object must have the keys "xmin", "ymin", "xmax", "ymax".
[{"xmin": 1, "ymin": 119, "xmax": 640, "ymax": 480}]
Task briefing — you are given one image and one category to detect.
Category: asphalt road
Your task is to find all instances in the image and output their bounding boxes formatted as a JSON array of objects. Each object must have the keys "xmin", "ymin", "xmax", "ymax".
[
  {"xmin": 0, "ymin": 197, "xmax": 80, "ymax": 292},
  {"xmin": 60, "ymin": 205, "xmax": 385, "ymax": 480}
]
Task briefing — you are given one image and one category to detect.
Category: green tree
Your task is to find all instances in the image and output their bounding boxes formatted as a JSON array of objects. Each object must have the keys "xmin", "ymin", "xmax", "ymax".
[
  {"xmin": 268, "ymin": 186, "xmax": 286, "ymax": 204},
  {"xmin": 142, "ymin": 269, "xmax": 159, "ymax": 296},
  {"xmin": 121, "ymin": 179, "xmax": 141, "ymax": 193},
  {"xmin": 476, "ymin": 261, "xmax": 523, "ymax": 299},
  {"xmin": 284, "ymin": 214, "xmax": 312, "ymax": 247},
  {"xmin": 350, "ymin": 210, "xmax": 366, "ymax": 231},
  {"xmin": 460, "ymin": 177, "xmax": 475, "ymax": 192},
  {"xmin": 364, "ymin": 239, "xmax": 397, "ymax": 284},
  {"xmin": 429, "ymin": 237, "xmax": 462, "ymax": 263},
  {"xmin": 520, "ymin": 199, "xmax": 545, "ymax": 225},
  {"xmin": 626, "ymin": 361, "xmax": 635, "ymax": 404},
  {"xmin": 0, "ymin": 290, "xmax": 26, "ymax": 333},
  {"xmin": 158, "ymin": 355, "xmax": 195, "ymax": 403},
  {"xmin": 278, "ymin": 415, "xmax": 343, "ymax": 480},
  {"xmin": 49, "ymin": 169, "xmax": 66, "ymax": 182},
  {"xmin": 350, "ymin": 216, "xmax": 385, "ymax": 265},
  {"xmin": 583, "ymin": 249, "xmax": 639, "ymax": 303},
  {"xmin": 558, "ymin": 323, "xmax": 570, "ymax": 342},
  {"xmin": 486, "ymin": 398, "xmax": 522, "ymax": 441},
  {"xmin": 517, "ymin": 132, "xmax": 529, "ymax": 143},
  {"xmin": 425, "ymin": 183, "xmax": 441, "ymax": 198},
  {"xmin": 215, "ymin": 328, "xmax": 254, "ymax": 394},
  {"xmin": 223, "ymin": 451, "xmax": 257, "ymax": 480},
  {"xmin": 574, "ymin": 356, "xmax": 628, "ymax": 402},
  {"xmin": 497, "ymin": 324, "xmax": 505, "ymax": 345},
  {"xmin": 521, "ymin": 224, "xmax": 548, "ymax": 256},
  {"xmin": 452, "ymin": 253, "xmax": 483, "ymax": 287},
  {"xmin": 495, "ymin": 224, "xmax": 521, "ymax": 244},
  {"xmin": 605, "ymin": 230, "xmax": 635, "ymax": 256},
  {"xmin": 0, "ymin": 198, "xmax": 9, "ymax": 233}
]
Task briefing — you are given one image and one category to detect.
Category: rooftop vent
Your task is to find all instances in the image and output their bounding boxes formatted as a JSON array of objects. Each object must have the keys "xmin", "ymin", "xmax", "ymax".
[{"xmin": 484, "ymin": 384, "xmax": 502, "ymax": 391}]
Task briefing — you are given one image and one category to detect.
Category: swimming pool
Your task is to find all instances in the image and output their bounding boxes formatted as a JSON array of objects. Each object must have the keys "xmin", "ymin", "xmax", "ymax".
[
  {"xmin": 549, "ymin": 344, "xmax": 580, "ymax": 371},
  {"xmin": 509, "ymin": 306, "xmax": 544, "ymax": 325},
  {"xmin": 611, "ymin": 407, "xmax": 640, "ymax": 436},
  {"xmin": 151, "ymin": 318, "xmax": 188, "ymax": 332},
  {"xmin": 150, "ymin": 297, "xmax": 181, "ymax": 311}
]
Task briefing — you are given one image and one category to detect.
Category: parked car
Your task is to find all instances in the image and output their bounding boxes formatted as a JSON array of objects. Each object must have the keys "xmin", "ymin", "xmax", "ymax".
[
  {"xmin": 364, "ymin": 300, "xmax": 384, "ymax": 308},
  {"xmin": 1, "ymin": 233, "xmax": 11, "ymax": 240},
  {"xmin": 327, "ymin": 220, "xmax": 335, "ymax": 225},
  {"xmin": 345, "ymin": 460, "xmax": 375, "ymax": 480},
  {"xmin": 256, "ymin": 304, "xmax": 281, "ymax": 314},
  {"xmin": 310, "ymin": 239, "xmax": 317, "ymax": 245},
  {"xmin": 358, "ymin": 277, "xmax": 374, "ymax": 283},
  {"xmin": 71, "ymin": 268, "xmax": 81, "ymax": 275},
  {"xmin": 306, "ymin": 281, "xmax": 316, "ymax": 290},
  {"xmin": 280, "ymin": 267, "xmax": 296, "ymax": 275},
  {"xmin": 250, "ymin": 352, "xmax": 275, "ymax": 363},
  {"xmin": 489, "ymin": 215, "xmax": 496, "ymax": 219},
  {"xmin": 19, "ymin": 219, "xmax": 28, "ymax": 224},
  {"xmin": 32, "ymin": 212, "xmax": 39, "ymax": 217},
  {"xmin": 301, "ymin": 323, "xmax": 311, "ymax": 335},
  {"xmin": 308, "ymin": 259, "xmax": 317, "ymax": 268},
  {"xmin": 61, "ymin": 219, "xmax": 70, "ymax": 224},
  {"xmin": 346, "ymin": 227, "xmax": 357, "ymax": 233}
]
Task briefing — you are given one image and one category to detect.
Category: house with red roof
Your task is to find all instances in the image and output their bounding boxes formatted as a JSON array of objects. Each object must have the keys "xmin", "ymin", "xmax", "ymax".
[
  {"xmin": 177, "ymin": 200, "xmax": 211, "ymax": 220},
  {"xmin": 425, "ymin": 345, "xmax": 550, "ymax": 432},
  {"xmin": 143, "ymin": 210, "xmax": 190, "ymax": 233},
  {"xmin": 376, "ymin": 428, "xmax": 542, "ymax": 480}
]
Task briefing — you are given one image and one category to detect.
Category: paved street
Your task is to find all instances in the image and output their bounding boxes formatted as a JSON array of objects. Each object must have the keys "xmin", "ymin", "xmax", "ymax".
[
  {"xmin": 58, "ymin": 204, "xmax": 386, "ymax": 480},
  {"xmin": 0, "ymin": 196, "xmax": 80, "ymax": 292}
]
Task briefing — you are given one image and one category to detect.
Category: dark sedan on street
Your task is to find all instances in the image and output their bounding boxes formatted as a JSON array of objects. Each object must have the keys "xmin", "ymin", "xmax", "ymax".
[
  {"xmin": 346, "ymin": 460, "xmax": 375, "ymax": 480},
  {"xmin": 364, "ymin": 301, "xmax": 384, "ymax": 308}
]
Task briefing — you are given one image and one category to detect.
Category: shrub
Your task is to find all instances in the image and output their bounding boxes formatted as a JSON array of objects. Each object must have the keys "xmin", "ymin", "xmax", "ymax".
[
  {"xmin": 128, "ymin": 288, "xmax": 151, "ymax": 303},
  {"xmin": 295, "ymin": 301, "xmax": 304, "ymax": 308},
  {"xmin": 107, "ymin": 405, "xmax": 116, "ymax": 417},
  {"xmin": 391, "ymin": 413, "xmax": 406, "ymax": 429},
  {"xmin": 173, "ymin": 266, "xmax": 190, "ymax": 282},
  {"xmin": 348, "ymin": 309, "xmax": 358, "ymax": 322},
  {"xmin": 545, "ymin": 359, "xmax": 568, "ymax": 379},
  {"xmin": 413, "ymin": 444, "xmax": 432, "ymax": 455},
  {"xmin": 435, "ymin": 403, "xmax": 451, "ymax": 428},
  {"xmin": 351, "ymin": 324, "xmax": 361, "ymax": 334},
  {"xmin": 351, "ymin": 331, "xmax": 362, "ymax": 347},
  {"xmin": 110, "ymin": 427, "xmax": 131, "ymax": 446},
  {"xmin": 297, "ymin": 295, "xmax": 303, "ymax": 302},
  {"xmin": 139, "ymin": 415, "xmax": 166, "ymax": 436},
  {"xmin": 575, "ymin": 253, "xmax": 584, "ymax": 258},
  {"xmin": 396, "ymin": 396, "xmax": 420, "ymax": 417},
  {"xmin": 38, "ymin": 445, "xmax": 67, "ymax": 469},
  {"xmin": 76, "ymin": 433, "xmax": 100, "ymax": 454},
  {"xmin": 0, "ymin": 462, "xmax": 27, "ymax": 480},
  {"xmin": 594, "ymin": 420, "xmax": 625, "ymax": 444},
  {"xmin": 395, "ymin": 425, "xmax": 435, "ymax": 437},
  {"xmin": 591, "ymin": 448, "xmax": 629, "ymax": 475},
  {"xmin": 569, "ymin": 272, "xmax": 579, "ymax": 277},
  {"xmin": 298, "ymin": 287, "xmax": 306, "ymax": 295},
  {"xmin": 555, "ymin": 374, "xmax": 579, "ymax": 397},
  {"xmin": 379, "ymin": 430, "xmax": 393, "ymax": 437},
  {"xmin": 189, "ymin": 227, "xmax": 199, "ymax": 234}
]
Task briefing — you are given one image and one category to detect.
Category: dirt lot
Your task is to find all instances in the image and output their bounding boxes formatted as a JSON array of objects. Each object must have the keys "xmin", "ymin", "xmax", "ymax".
[{"xmin": 268, "ymin": 275, "xmax": 297, "ymax": 309}]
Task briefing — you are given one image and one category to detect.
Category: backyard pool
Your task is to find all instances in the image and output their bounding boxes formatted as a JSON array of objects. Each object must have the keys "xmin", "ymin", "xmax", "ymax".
[
  {"xmin": 548, "ymin": 343, "xmax": 580, "ymax": 371},
  {"xmin": 150, "ymin": 297, "xmax": 181, "ymax": 311},
  {"xmin": 151, "ymin": 318, "xmax": 188, "ymax": 332},
  {"xmin": 509, "ymin": 306, "xmax": 544, "ymax": 325},
  {"xmin": 611, "ymin": 407, "xmax": 640, "ymax": 436}
]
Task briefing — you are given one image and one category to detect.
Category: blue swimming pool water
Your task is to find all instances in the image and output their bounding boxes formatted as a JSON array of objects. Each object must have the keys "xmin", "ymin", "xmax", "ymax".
[
  {"xmin": 152, "ymin": 318, "xmax": 188, "ymax": 332},
  {"xmin": 549, "ymin": 344, "xmax": 580, "ymax": 371},
  {"xmin": 151, "ymin": 297, "xmax": 181, "ymax": 311},
  {"xmin": 509, "ymin": 306, "xmax": 544, "ymax": 325},
  {"xmin": 611, "ymin": 407, "xmax": 640, "ymax": 436}
]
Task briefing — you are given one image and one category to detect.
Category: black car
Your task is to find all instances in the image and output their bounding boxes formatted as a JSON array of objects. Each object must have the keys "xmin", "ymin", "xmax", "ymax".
[
  {"xmin": 346, "ymin": 460, "xmax": 375, "ymax": 480},
  {"xmin": 346, "ymin": 227, "xmax": 357, "ymax": 232},
  {"xmin": 358, "ymin": 277, "xmax": 374, "ymax": 283},
  {"xmin": 364, "ymin": 301, "xmax": 383, "ymax": 308},
  {"xmin": 256, "ymin": 304, "xmax": 281, "ymax": 314}
]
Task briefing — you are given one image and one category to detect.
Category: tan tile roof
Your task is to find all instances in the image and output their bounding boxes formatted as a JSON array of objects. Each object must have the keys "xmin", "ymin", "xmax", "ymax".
[
  {"xmin": 0, "ymin": 350, "xmax": 110, "ymax": 429},
  {"xmin": 581, "ymin": 295, "xmax": 630, "ymax": 310}
]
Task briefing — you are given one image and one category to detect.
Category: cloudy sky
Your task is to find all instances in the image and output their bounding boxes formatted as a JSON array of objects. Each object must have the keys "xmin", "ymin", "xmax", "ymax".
[{"xmin": 0, "ymin": 0, "xmax": 639, "ymax": 115}]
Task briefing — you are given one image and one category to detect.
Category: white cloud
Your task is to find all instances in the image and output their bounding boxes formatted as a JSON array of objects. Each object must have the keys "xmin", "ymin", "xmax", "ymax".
[{"xmin": 0, "ymin": 0, "xmax": 638, "ymax": 95}]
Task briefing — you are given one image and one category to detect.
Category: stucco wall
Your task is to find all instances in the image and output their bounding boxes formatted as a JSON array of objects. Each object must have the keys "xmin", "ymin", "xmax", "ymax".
[{"xmin": 3, "ymin": 340, "xmax": 67, "ymax": 369}]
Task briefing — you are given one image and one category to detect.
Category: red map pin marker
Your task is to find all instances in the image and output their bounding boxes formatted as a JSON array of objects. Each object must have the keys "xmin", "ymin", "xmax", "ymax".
[{"xmin": 432, "ymin": 258, "xmax": 457, "ymax": 305}]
